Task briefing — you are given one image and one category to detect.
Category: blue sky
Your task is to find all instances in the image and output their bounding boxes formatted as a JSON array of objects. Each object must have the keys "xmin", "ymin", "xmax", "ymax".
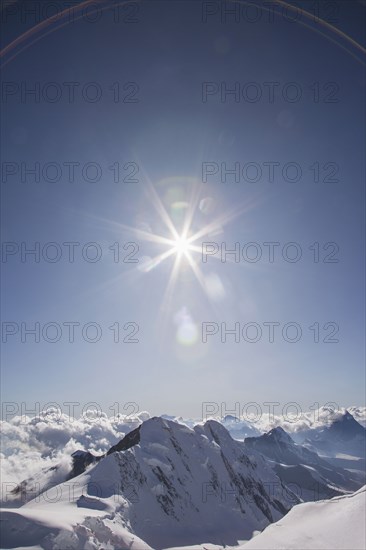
[{"xmin": 1, "ymin": 0, "xmax": 365, "ymax": 418}]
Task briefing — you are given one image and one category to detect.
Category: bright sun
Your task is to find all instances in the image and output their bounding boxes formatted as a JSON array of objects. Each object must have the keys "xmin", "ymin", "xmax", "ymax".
[{"xmin": 173, "ymin": 236, "xmax": 190, "ymax": 255}]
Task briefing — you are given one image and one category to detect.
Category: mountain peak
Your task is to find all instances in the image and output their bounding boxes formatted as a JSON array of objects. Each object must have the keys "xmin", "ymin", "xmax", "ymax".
[
  {"xmin": 107, "ymin": 424, "xmax": 141, "ymax": 455},
  {"xmin": 223, "ymin": 414, "xmax": 240, "ymax": 422},
  {"xmin": 344, "ymin": 410, "xmax": 356, "ymax": 420},
  {"xmin": 328, "ymin": 410, "xmax": 365, "ymax": 439},
  {"xmin": 267, "ymin": 426, "xmax": 294, "ymax": 444}
]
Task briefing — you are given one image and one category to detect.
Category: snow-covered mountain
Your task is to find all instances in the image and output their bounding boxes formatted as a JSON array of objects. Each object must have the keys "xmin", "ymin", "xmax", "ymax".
[
  {"xmin": 244, "ymin": 426, "xmax": 362, "ymax": 501},
  {"xmin": 304, "ymin": 410, "xmax": 366, "ymax": 451},
  {"xmin": 235, "ymin": 405, "xmax": 366, "ymax": 437},
  {"xmin": 161, "ymin": 414, "xmax": 261, "ymax": 439},
  {"xmin": 4, "ymin": 410, "xmax": 365, "ymax": 507},
  {"xmin": 221, "ymin": 415, "xmax": 261, "ymax": 440},
  {"xmin": 280, "ymin": 408, "xmax": 366, "ymax": 444},
  {"xmin": 0, "ymin": 417, "xmax": 297, "ymax": 550},
  {"xmin": 241, "ymin": 486, "xmax": 366, "ymax": 549},
  {"xmin": 347, "ymin": 407, "xmax": 366, "ymax": 428},
  {"xmin": 296, "ymin": 410, "xmax": 366, "ymax": 481}
]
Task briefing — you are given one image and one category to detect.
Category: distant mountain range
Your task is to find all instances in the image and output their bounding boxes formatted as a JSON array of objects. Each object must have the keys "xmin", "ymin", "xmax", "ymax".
[{"xmin": 245, "ymin": 426, "xmax": 363, "ymax": 501}]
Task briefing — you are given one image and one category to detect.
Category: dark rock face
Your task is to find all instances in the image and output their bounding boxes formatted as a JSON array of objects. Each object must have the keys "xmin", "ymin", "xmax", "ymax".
[
  {"xmin": 107, "ymin": 425, "xmax": 141, "ymax": 455},
  {"xmin": 68, "ymin": 450, "xmax": 102, "ymax": 479},
  {"xmin": 68, "ymin": 425, "xmax": 142, "ymax": 480}
]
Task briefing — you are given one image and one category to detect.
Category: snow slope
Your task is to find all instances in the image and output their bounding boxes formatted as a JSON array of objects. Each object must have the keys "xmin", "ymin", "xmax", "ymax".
[{"xmin": 242, "ymin": 486, "xmax": 366, "ymax": 550}]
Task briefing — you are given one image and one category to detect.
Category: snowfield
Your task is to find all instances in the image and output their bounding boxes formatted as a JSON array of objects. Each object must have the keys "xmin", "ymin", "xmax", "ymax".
[
  {"xmin": 241, "ymin": 486, "xmax": 366, "ymax": 550},
  {"xmin": 165, "ymin": 488, "xmax": 366, "ymax": 550}
]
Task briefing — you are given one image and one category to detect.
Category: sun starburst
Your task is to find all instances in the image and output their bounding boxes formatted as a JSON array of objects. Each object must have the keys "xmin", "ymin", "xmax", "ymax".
[
  {"xmin": 172, "ymin": 236, "xmax": 190, "ymax": 255},
  {"xmin": 81, "ymin": 171, "xmax": 258, "ymax": 317}
]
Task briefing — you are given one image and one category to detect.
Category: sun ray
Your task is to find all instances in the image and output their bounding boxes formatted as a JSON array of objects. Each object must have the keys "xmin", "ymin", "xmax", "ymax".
[
  {"xmin": 142, "ymin": 247, "xmax": 178, "ymax": 271},
  {"xmin": 181, "ymin": 179, "xmax": 206, "ymax": 240},
  {"xmin": 138, "ymin": 164, "xmax": 180, "ymax": 241},
  {"xmin": 187, "ymin": 197, "xmax": 258, "ymax": 245},
  {"xmin": 184, "ymin": 251, "xmax": 208, "ymax": 293},
  {"xmin": 157, "ymin": 250, "xmax": 186, "ymax": 343},
  {"xmin": 75, "ymin": 211, "xmax": 175, "ymax": 247}
]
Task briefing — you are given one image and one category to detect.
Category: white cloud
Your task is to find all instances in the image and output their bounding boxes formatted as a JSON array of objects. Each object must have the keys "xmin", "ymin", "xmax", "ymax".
[{"xmin": 0, "ymin": 410, "xmax": 150, "ymax": 497}]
